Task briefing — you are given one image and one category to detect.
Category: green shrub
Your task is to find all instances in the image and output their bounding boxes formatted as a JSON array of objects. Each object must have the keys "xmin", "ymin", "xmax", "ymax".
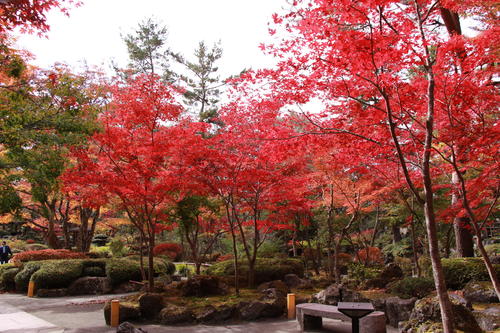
[
  {"xmin": 81, "ymin": 258, "xmax": 107, "ymax": 270},
  {"xmin": 15, "ymin": 262, "xmax": 42, "ymax": 291},
  {"xmin": 205, "ymin": 258, "xmax": 304, "ymax": 284},
  {"xmin": 31, "ymin": 260, "xmax": 83, "ymax": 289},
  {"xmin": 389, "ymin": 277, "xmax": 435, "ymax": 299},
  {"xmin": 82, "ymin": 266, "xmax": 105, "ymax": 277},
  {"xmin": 0, "ymin": 264, "xmax": 19, "ymax": 290},
  {"xmin": 106, "ymin": 258, "xmax": 142, "ymax": 285},
  {"xmin": 347, "ymin": 262, "xmax": 381, "ymax": 285},
  {"xmin": 109, "ymin": 238, "xmax": 126, "ymax": 257},
  {"xmin": 424, "ymin": 258, "xmax": 500, "ymax": 290},
  {"xmin": 105, "ymin": 257, "xmax": 173, "ymax": 285}
]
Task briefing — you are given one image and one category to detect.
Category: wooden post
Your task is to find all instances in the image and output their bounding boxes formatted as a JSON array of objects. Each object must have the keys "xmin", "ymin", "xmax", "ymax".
[
  {"xmin": 110, "ymin": 299, "xmax": 120, "ymax": 327},
  {"xmin": 287, "ymin": 293, "xmax": 296, "ymax": 319},
  {"xmin": 27, "ymin": 281, "xmax": 35, "ymax": 297}
]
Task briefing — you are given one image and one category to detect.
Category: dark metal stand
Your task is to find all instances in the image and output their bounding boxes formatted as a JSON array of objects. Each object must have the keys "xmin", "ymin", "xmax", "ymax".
[{"xmin": 337, "ymin": 302, "xmax": 375, "ymax": 333}]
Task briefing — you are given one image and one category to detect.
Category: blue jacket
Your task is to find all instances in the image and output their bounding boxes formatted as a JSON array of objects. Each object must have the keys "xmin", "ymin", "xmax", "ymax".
[{"xmin": 1, "ymin": 245, "xmax": 12, "ymax": 255}]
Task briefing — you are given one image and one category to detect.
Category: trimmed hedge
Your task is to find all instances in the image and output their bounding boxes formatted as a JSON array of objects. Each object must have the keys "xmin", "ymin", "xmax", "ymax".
[
  {"xmin": 205, "ymin": 258, "xmax": 304, "ymax": 284},
  {"xmin": 13, "ymin": 249, "xmax": 86, "ymax": 263},
  {"xmin": 439, "ymin": 258, "xmax": 500, "ymax": 290},
  {"xmin": 31, "ymin": 260, "xmax": 84, "ymax": 289},
  {"xmin": 9, "ymin": 256, "xmax": 175, "ymax": 292},
  {"xmin": 15, "ymin": 262, "xmax": 42, "ymax": 291},
  {"xmin": 388, "ymin": 277, "xmax": 435, "ymax": 299}
]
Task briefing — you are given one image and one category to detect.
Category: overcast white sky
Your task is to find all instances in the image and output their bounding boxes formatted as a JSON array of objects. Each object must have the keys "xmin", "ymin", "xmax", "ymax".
[{"xmin": 15, "ymin": 0, "xmax": 287, "ymax": 78}]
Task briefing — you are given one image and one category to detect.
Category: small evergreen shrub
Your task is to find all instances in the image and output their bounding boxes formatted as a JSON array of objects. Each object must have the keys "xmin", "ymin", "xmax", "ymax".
[
  {"xmin": 389, "ymin": 277, "xmax": 435, "ymax": 299},
  {"xmin": 109, "ymin": 238, "xmax": 126, "ymax": 257}
]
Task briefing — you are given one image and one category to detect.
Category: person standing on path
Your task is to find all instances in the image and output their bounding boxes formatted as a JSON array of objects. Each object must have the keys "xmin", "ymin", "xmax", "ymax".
[{"xmin": 1, "ymin": 241, "xmax": 12, "ymax": 264}]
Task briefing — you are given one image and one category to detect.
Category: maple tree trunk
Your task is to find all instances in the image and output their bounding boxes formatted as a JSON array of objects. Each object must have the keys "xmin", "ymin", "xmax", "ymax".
[
  {"xmin": 230, "ymin": 230, "xmax": 240, "ymax": 296},
  {"xmin": 454, "ymin": 217, "xmax": 474, "ymax": 257},
  {"xmin": 147, "ymin": 233, "xmax": 155, "ymax": 292},
  {"xmin": 410, "ymin": 217, "xmax": 421, "ymax": 277},
  {"xmin": 452, "ymin": 171, "xmax": 474, "ymax": 257},
  {"xmin": 248, "ymin": 259, "xmax": 256, "ymax": 288},
  {"xmin": 333, "ymin": 241, "xmax": 341, "ymax": 283},
  {"xmin": 46, "ymin": 219, "xmax": 60, "ymax": 249},
  {"xmin": 307, "ymin": 238, "xmax": 320, "ymax": 276},
  {"xmin": 420, "ymin": 46, "xmax": 454, "ymax": 331}
]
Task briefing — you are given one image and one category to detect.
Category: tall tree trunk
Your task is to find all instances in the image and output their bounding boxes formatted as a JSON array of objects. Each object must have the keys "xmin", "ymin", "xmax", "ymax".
[
  {"xmin": 392, "ymin": 224, "xmax": 402, "ymax": 244},
  {"xmin": 452, "ymin": 172, "xmax": 474, "ymax": 257},
  {"xmin": 147, "ymin": 233, "xmax": 155, "ymax": 292},
  {"xmin": 410, "ymin": 216, "xmax": 421, "ymax": 277},
  {"xmin": 419, "ymin": 26, "xmax": 454, "ymax": 329}
]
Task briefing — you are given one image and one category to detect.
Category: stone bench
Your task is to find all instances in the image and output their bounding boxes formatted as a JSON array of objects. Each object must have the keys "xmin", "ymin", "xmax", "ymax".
[{"xmin": 296, "ymin": 303, "xmax": 386, "ymax": 333}]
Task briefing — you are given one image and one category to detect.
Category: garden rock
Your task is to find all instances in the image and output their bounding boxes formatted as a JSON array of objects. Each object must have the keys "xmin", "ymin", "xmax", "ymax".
[
  {"xmin": 312, "ymin": 284, "xmax": 368, "ymax": 305},
  {"xmin": 36, "ymin": 288, "xmax": 68, "ymax": 297},
  {"xmin": 68, "ymin": 277, "xmax": 112, "ymax": 295},
  {"xmin": 385, "ymin": 296, "xmax": 416, "ymax": 327},
  {"xmin": 473, "ymin": 305, "xmax": 500, "ymax": 332},
  {"xmin": 103, "ymin": 302, "xmax": 140, "ymax": 325},
  {"xmin": 257, "ymin": 280, "xmax": 289, "ymax": 297},
  {"xmin": 370, "ymin": 297, "xmax": 387, "ymax": 313},
  {"xmin": 284, "ymin": 274, "xmax": 312, "ymax": 289},
  {"xmin": 464, "ymin": 281, "xmax": 499, "ymax": 303},
  {"xmin": 138, "ymin": 293, "xmax": 164, "ymax": 319},
  {"xmin": 116, "ymin": 322, "xmax": 147, "ymax": 333},
  {"xmin": 238, "ymin": 299, "xmax": 285, "ymax": 320},
  {"xmin": 401, "ymin": 295, "xmax": 482, "ymax": 333},
  {"xmin": 181, "ymin": 275, "xmax": 228, "ymax": 297},
  {"xmin": 196, "ymin": 305, "xmax": 234, "ymax": 323},
  {"xmin": 159, "ymin": 304, "xmax": 194, "ymax": 324},
  {"xmin": 113, "ymin": 281, "xmax": 142, "ymax": 294}
]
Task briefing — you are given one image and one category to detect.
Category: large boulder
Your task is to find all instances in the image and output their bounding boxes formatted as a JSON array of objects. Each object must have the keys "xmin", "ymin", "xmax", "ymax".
[
  {"xmin": 473, "ymin": 305, "xmax": 500, "ymax": 332},
  {"xmin": 257, "ymin": 280, "xmax": 289, "ymax": 298},
  {"xmin": 385, "ymin": 297, "xmax": 417, "ymax": 327},
  {"xmin": 138, "ymin": 293, "xmax": 164, "ymax": 320},
  {"xmin": 283, "ymin": 274, "xmax": 312, "ymax": 289},
  {"xmin": 36, "ymin": 288, "xmax": 68, "ymax": 297},
  {"xmin": 158, "ymin": 304, "xmax": 194, "ymax": 324},
  {"xmin": 67, "ymin": 277, "xmax": 112, "ymax": 296},
  {"xmin": 464, "ymin": 281, "xmax": 499, "ymax": 303},
  {"xmin": 181, "ymin": 275, "xmax": 228, "ymax": 297},
  {"xmin": 401, "ymin": 295, "xmax": 482, "ymax": 333},
  {"xmin": 312, "ymin": 284, "xmax": 368, "ymax": 305},
  {"xmin": 238, "ymin": 299, "xmax": 285, "ymax": 321},
  {"xmin": 103, "ymin": 302, "xmax": 141, "ymax": 325},
  {"xmin": 116, "ymin": 322, "xmax": 147, "ymax": 333},
  {"xmin": 196, "ymin": 305, "xmax": 235, "ymax": 323},
  {"xmin": 113, "ymin": 281, "xmax": 143, "ymax": 294}
]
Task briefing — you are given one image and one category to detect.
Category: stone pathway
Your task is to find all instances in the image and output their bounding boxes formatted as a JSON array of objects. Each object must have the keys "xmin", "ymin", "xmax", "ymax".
[{"xmin": 0, "ymin": 293, "xmax": 399, "ymax": 333}]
